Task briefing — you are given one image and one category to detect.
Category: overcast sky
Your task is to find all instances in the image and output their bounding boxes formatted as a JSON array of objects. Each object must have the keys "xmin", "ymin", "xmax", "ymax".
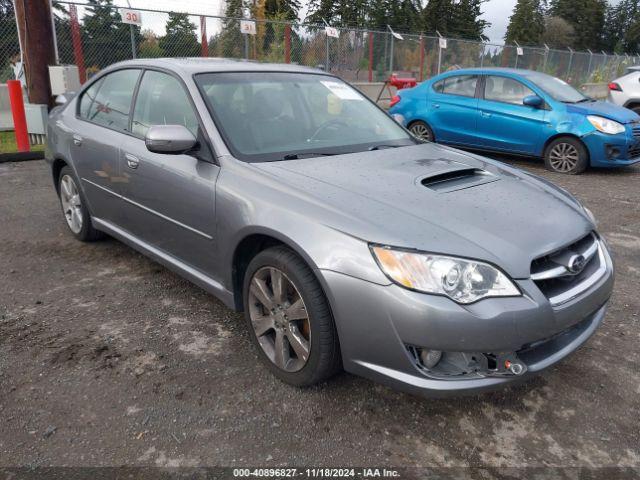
[{"xmin": 91, "ymin": 0, "xmax": 517, "ymax": 44}]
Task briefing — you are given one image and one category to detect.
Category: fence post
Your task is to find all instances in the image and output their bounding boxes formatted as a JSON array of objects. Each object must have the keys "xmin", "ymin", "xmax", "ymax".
[
  {"xmin": 587, "ymin": 49, "xmax": 593, "ymax": 79},
  {"xmin": 543, "ymin": 44, "xmax": 549, "ymax": 72},
  {"xmin": 387, "ymin": 26, "xmax": 394, "ymax": 74},
  {"xmin": 7, "ymin": 80, "xmax": 29, "ymax": 152},
  {"xmin": 284, "ymin": 24, "xmax": 291, "ymax": 63},
  {"xmin": 419, "ymin": 35, "xmax": 425, "ymax": 82},
  {"xmin": 69, "ymin": 4, "xmax": 86, "ymax": 83},
  {"xmin": 479, "ymin": 37, "xmax": 484, "ymax": 68},
  {"xmin": 244, "ymin": 33, "xmax": 249, "ymax": 60},
  {"xmin": 368, "ymin": 32, "xmax": 373, "ymax": 82},
  {"xmin": 200, "ymin": 16, "xmax": 209, "ymax": 57},
  {"xmin": 436, "ymin": 31, "xmax": 443, "ymax": 75},
  {"xmin": 566, "ymin": 47, "xmax": 573, "ymax": 82}
]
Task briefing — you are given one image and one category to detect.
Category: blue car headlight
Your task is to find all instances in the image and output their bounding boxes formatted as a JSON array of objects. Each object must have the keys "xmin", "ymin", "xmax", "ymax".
[
  {"xmin": 371, "ymin": 245, "xmax": 520, "ymax": 304},
  {"xmin": 587, "ymin": 115, "xmax": 625, "ymax": 135}
]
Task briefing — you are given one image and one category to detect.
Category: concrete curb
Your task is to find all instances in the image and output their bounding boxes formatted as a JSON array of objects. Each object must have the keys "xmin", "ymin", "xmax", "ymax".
[{"xmin": 0, "ymin": 151, "xmax": 45, "ymax": 163}]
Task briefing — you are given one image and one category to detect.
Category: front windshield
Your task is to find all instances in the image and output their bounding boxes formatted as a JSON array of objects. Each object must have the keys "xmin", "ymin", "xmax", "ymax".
[
  {"xmin": 195, "ymin": 72, "xmax": 415, "ymax": 161},
  {"xmin": 525, "ymin": 72, "xmax": 588, "ymax": 103}
]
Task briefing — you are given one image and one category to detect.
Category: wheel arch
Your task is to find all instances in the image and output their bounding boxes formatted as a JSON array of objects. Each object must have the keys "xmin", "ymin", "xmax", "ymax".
[
  {"xmin": 623, "ymin": 98, "xmax": 640, "ymax": 109},
  {"xmin": 230, "ymin": 229, "xmax": 323, "ymax": 312},
  {"xmin": 51, "ymin": 157, "xmax": 69, "ymax": 195},
  {"xmin": 541, "ymin": 133, "xmax": 590, "ymax": 162}
]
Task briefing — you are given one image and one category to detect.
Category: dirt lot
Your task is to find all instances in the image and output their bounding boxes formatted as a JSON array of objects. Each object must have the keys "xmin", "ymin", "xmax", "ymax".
[{"xmin": 0, "ymin": 158, "xmax": 639, "ymax": 469}]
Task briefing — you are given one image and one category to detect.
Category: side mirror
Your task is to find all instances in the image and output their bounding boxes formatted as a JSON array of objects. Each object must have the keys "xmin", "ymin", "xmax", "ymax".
[
  {"xmin": 55, "ymin": 93, "xmax": 74, "ymax": 106},
  {"xmin": 145, "ymin": 125, "xmax": 197, "ymax": 154},
  {"xmin": 523, "ymin": 94, "xmax": 543, "ymax": 108}
]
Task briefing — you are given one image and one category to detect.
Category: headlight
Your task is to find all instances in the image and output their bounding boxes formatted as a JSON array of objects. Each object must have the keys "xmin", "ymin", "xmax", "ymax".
[
  {"xmin": 371, "ymin": 246, "xmax": 520, "ymax": 304},
  {"xmin": 587, "ymin": 115, "xmax": 625, "ymax": 135}
]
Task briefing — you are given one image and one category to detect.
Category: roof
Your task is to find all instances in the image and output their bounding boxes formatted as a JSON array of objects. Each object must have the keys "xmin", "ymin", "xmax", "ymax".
[
  {"xmin": 436, "ymin": 67, "xmax": 550, "ymax": 77},
  {"xmin": 105, "ymin": 57, "xmax": 325, "ymax": 75}
]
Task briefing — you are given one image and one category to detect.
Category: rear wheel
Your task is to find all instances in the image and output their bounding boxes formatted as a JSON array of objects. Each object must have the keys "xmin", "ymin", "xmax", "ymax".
[
  {"xmin": 628, "ymin": 104, "xmax": 640, "ymax": 115},
  {"xmin": 544, "ymin": 137, "xmax": 589, "ymax": 174},
  {"xmin": 409, "ymin": 120, "xmax": 434, "ymax": 142},
  {"xmin": 242, "ymin": 246, "xmax": 341, "ymax": 387},
  {"xmin": 57, "ymin": 166, "xmax": 104, "ymax": 241}
]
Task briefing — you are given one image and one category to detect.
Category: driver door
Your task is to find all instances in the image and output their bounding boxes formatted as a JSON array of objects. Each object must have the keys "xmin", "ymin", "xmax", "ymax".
[{"xmin": 117, "ymin": 69, "xmax": 220, "ymax": 277}]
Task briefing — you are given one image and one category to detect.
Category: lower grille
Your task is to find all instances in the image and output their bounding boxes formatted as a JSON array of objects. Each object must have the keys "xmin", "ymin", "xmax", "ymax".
[{"xmin": 531, "ymin": 232, "xmax": 607, "ymax": 306}]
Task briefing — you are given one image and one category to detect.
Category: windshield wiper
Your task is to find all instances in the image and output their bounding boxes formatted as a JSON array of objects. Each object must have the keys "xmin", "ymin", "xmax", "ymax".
[
  {"xmin": 576, "ymin": 97, "xmax": 593, "ymax": 103},
  {"xmin": 281, "ymin": 152, "xmax": 338, "ymax": 160}
]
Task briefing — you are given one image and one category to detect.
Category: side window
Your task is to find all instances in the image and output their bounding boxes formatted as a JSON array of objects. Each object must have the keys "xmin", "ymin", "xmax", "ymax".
[
  {"xmin": 442, "ymin": 75, "xmax": 478, "ymax": 97},
  {"xmin": 132, "ymin": 70, "xmax": 199, "ymax": 138},
  {"xmin": 484, "ymin": 76, "xmax": 534, "ymax": 105},
  {"xmin": 78, "ymin": 78, "xmax": 103, "ymax": 118},
  {"xmin": 82, "ymin": 69, "xmax": 140, "ymax": 131},
  {"xmin": 432, "ymin": 79, "xmax": 445, "ymax": 93}
]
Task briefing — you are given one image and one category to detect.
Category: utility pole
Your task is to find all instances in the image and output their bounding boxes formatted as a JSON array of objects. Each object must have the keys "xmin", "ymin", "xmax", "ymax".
[{"xmin": 13, "ymin": 0, "xmax": 57, "ymax": 106}]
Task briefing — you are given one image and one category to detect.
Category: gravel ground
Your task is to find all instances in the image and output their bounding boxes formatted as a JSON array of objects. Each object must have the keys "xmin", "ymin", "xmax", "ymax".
[{"xmin": 0, "ymin": 158, "xmax": 639, "ymax": 469}]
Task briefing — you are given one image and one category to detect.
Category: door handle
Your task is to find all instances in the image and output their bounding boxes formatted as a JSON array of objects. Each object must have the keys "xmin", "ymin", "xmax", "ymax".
[
  {"xmin": 72, "ymin": 134, "xmax": 83, "ymax": 146},
  {"xmin": 480, "ymin": 111, "xmax": 492, "ymax": 118},
  {"xmin": 124, "ymin": 153, "xmax": 139, "ymax": 169},
  {"xmin": 433, "ymin": 103, "xmax": 440, "ymax": 109}
]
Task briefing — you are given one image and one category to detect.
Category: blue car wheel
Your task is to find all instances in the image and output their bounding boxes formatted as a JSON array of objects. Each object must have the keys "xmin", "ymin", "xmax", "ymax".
[
  {"xmin": 408, "ymin": 121, "xmax": 434, "ymax": 142},
  {"xmin": 543, "ymin": 137, "xmax": 589, "ymax": 175}
]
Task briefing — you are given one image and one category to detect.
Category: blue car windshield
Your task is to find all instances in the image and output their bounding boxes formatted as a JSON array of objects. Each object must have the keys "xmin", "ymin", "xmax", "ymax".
[
  {"xmin": 195, "ymin": 72, "xmax": 415, "ymax": 162},
  {"xmin": 524, "ymin": 72, "xmax": 588, "ymax": 103}
]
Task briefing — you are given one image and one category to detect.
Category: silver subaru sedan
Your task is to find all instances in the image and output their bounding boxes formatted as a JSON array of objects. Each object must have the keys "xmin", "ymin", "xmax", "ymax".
[{"xmin": 46, "ymin": 58, "xmax": 614, "ymax": 397}]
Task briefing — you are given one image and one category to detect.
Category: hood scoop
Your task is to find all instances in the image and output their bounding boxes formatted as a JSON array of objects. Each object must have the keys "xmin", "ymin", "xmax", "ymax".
[{"xmin": 419, "ymin": 167, "xmax": 498, "ymax": 193}]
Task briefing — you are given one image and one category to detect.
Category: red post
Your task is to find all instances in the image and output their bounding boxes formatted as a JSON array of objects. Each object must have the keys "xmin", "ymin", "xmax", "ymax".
[
  {"xmin": 200, "ymin": 16, "xmax": 209, "ymax": 57},
  {"xmin": 7, "ymin": 80, "xmax": 29, "ymax": 152},
  {"xmin": 368, "ymin": 32, "xmax": 373, "ymax": 82},
  {"xmin": 284, "ymin": 24, "xmax": 291, "ymax": 63},
  {"xmin": 69, "ymin": 5, "xmax": 86, "ymax": 84},
  {"xmin": 419, "ymin": 35, "xmax": 425, "ymax": 82}
]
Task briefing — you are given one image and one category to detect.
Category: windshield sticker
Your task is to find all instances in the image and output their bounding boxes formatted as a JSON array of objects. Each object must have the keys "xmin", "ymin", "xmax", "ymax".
[{"xmin": 321, "ymin": 81, "xmax": 363, "ymax": 101}]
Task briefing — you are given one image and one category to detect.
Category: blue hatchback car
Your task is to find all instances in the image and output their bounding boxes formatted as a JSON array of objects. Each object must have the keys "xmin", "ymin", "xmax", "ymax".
[{"xmin": 390, "ymin": 68, "xmax": 640, "ymax": 174}]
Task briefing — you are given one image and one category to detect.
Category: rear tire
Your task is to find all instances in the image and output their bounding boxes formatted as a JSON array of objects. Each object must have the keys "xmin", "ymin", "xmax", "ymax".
[
  {"xmin": 57, "ymin": 166, "xmax": 104, "ymax": 242},
  {"xmin": 409, "ymin": 120, "xmax": 434, "ymax": 142},
  {"xmin": 544, "ymin": 137, "xmax": 589, "ymax": 174},
  {"xmin": 242, "ymin": 246, "xmax": 341, "ymax": 387}
]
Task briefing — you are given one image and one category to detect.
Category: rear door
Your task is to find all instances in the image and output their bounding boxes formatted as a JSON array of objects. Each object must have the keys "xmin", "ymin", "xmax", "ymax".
[
  {"xmin": 427, "ymin": 74, "xmax": 481, "ymax": 146},
  {"xmin": 70, "ymin": 69, "xmax": 141, "ymax": 225},
  {"xmin": 475, "ymin": 75, "xmax": 546, "ymax": 154},
  {"xmin": 117, "ymin": 69, "xmax": 220, "ymax": 277}
]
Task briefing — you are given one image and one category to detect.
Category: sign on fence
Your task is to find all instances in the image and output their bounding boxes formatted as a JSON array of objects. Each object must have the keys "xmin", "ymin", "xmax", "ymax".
[
  {"xmin": 120, "ymin": 8, "xmax": 142, "ymax": 26},
  {"xmin": 240, "ymin": 20, "xmax": 257, "ymax": 35},
  {"xmin": 325, "ymin": 26, "xmax": 339, "ymax": 38},
  {"xmin": 439, "ymin": 38, "xmax": 447, "ymax": 49},
  {"xmin": 517, "ymin": 47, "xmax": 523, "ymax": 56}
]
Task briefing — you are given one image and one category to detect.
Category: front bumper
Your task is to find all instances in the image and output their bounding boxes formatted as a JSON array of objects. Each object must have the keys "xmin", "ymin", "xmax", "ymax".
[
  {"xmin": 319, "ymin": 244, "xmax": 614, "ymax": 397},
  {"xmin": 582, "ymin": 127, "xmax": 640, "ymax": 167}
]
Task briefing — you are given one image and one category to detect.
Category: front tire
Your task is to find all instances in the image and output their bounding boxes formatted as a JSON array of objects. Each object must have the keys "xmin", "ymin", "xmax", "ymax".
[
  {"xmin": 242, "ymin": 246, "xmax": 341, "ymax": 387},
  {"xmin": 544, "ymin": 137, "xmax": 589, "ymax": 174},
  {"xmin": 57, "ymin": 166, "xmax": 104, "ymax": 242}
]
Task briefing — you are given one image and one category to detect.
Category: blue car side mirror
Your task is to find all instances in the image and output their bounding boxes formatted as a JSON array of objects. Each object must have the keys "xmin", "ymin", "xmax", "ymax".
[{"xmin": 523, "ymin": 95, "xmax": 543, "ymax": 108}]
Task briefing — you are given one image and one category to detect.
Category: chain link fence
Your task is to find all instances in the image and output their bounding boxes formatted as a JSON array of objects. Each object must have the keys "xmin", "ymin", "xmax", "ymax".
[{"xmin": 1, "ymin": 1, "xmax": 639, "ymax": 88}]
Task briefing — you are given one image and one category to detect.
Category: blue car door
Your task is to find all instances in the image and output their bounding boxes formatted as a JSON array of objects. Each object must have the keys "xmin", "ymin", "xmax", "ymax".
[
  {"xmin": 475, "ymin": 75, "xmax": 546, "ymax": 154},
  {"xmin": 427, "ymin": 74, "xmax": 482, "ymax": 146}
]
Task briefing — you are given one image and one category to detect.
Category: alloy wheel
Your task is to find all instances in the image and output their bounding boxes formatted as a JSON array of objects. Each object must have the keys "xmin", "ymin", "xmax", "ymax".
[
  {"xmin": 410, "ymin": 123, "xmax": 432, "ymax": 142},
  {"xmin": 59, "ymin": 174, "xmax": 83, "ymax": 234},
  {"xmin": 549, "ymin": 142, "xmax": 579, "ymax": 173},
  {"xmin": 248, "ymin": 266, "xmax": 311, "ymax": 372}
]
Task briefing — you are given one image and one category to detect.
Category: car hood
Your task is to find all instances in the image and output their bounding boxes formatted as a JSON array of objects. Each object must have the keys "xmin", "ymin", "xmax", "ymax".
[
  {"xmin": 254, "ymin": 144, "xmax": 593, "ymax": 279},
  {"xmin": 566, "ymin": 99, "xmax": 640, "ymax": 123}
]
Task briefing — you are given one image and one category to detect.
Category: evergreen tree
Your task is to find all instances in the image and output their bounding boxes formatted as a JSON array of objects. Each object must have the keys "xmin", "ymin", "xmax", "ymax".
[
  {"xmin": 603, "ymin": 0, "xmax": 640, "ymax": 53},
  {"xmin": 159, "ymin": 12, "xmax": 200, "ymax": 57},
  {"xmin": 421, "ymin": 0, "xmax": 456, "ymax": 35},
  {"xmin": 220, "ymin": 0, "xmax": 245, "ymax": 58},
  {"xmin": 549, "ymin": 0, "xmax": 606, "ymax": 50},
  {"xmin": 505, "ymin": 0, "xmax": 545, "ymax": 45},
  {"xmin": 451, "ymin": 0, "xmax": 489, "ymax": 40},
  {"xmin": 83, "ymin": 0, "xmax": 142, "ymax": 68}
]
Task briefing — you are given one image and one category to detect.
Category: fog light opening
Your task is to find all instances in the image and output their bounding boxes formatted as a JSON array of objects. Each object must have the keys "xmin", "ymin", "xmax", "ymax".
[{"xmin": 419, "ymin": 349, "xmax": 442, "ymax": 369}]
